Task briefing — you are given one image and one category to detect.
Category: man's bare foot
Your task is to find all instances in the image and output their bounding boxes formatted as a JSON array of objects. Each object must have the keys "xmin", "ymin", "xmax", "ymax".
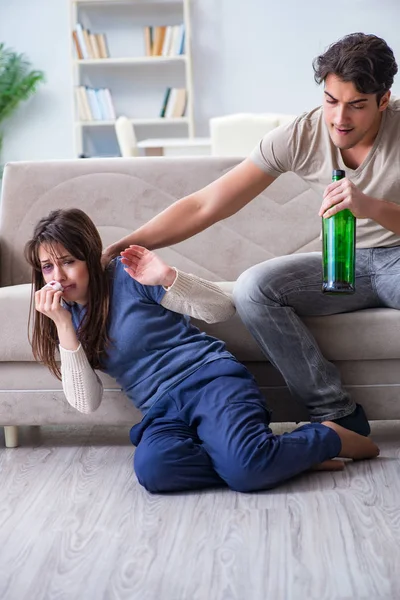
[{"xmin": 322, "ymin": 421, "xmax": 380, "ymax": 460}]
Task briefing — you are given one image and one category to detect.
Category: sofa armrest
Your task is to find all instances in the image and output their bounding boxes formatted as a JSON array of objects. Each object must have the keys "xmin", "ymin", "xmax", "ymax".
[{"xmin": 0, "ymin": 283, "xmax": 34, "ymax": 361}]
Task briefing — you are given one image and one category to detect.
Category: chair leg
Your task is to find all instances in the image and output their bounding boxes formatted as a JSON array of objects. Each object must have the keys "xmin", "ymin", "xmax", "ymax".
[{"xmin": 4, "ymin": 426, "xmax": 19, "ymax": 448}]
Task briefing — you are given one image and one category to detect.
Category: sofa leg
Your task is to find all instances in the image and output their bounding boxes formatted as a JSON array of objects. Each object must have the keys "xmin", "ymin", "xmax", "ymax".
[{"xmin": 4, "ymin": 426, "xmax": 19, "ymax": 448}]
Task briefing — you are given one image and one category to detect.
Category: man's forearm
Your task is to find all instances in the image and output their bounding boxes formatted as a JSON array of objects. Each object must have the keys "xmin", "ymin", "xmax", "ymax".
[{"xmin": 368, "ymin": 197, "xmax": 400, "ymax": 235}]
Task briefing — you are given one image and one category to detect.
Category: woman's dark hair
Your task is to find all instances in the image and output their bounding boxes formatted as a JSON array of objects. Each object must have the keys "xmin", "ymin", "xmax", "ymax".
[
  {"xmin": 313, "ymin": 33, "xmax": 398, "ymax": 104},
  {"xmin": 24, "ymin": 208, "xmax": 111, "ymax": 379}
]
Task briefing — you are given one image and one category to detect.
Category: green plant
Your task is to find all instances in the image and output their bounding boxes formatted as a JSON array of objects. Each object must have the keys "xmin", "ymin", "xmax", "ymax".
[{"xmin": 0, "ymin": 43, "xmax": 45, "ymax": 174}]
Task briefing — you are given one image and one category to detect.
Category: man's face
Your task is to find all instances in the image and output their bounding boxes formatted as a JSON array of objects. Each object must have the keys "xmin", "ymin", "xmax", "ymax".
[{"xmin": 323, "ymin": 73, "xmax": 390, "ymax": 150}]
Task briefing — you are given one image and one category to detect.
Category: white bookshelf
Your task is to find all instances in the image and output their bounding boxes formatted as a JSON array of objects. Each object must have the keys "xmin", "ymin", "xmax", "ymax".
[
  {"xmin": 72, "ymin": 0, "xmax": 184, "ymax": 5},
  {"xmin": 70, "ymin": 0, "xmax": 195, "ymax": 157},
  {"xmin": 76, "ymin": 117, "xmax": 190, "ymax": 127},
  {"xmin": 74, "ymin": 56, "xmax": 187, "ymax": 66}
]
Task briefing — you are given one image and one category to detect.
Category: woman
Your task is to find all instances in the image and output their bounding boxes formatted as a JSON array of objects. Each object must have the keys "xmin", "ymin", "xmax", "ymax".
[{"xmin": 25, "ymin": 208, "xmax": 379, "ymax": 494}]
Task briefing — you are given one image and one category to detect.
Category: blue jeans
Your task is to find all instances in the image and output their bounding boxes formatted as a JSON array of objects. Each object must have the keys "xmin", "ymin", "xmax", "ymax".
[
  {"xmin": 130, "ymin": 359, "xmax": 341, "ymax": 493},
  {"xmin": 233, "ymin": 247, "xmax": 400, "ymax": 421}
]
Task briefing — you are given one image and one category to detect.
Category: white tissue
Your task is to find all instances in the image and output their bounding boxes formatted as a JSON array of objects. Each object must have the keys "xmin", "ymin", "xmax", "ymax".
[{"xmin": 44, "ymin": 280, "xmax": 64, "ymax": 292}]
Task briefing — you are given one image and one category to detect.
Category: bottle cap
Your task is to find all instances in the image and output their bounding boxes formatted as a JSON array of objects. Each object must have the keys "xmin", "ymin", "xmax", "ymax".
[{"xmin": 332, "ymin": 169, "xmax": 346, "ymax": 178}]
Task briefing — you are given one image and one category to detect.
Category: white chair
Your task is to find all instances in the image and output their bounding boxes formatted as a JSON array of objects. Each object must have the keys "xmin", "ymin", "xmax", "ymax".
[
  {"xmin": 115, "ymin": 116, "xmax": 139, "ymax": 158},
  {"xmin": 209, "ymin": 112, "xmax": 297, "ymax": 157}
]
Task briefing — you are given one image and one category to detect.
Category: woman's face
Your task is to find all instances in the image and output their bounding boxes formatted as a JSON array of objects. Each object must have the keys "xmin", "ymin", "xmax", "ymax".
[{"xmin": 38, "ymin": 242, "xmax": 90, "ymax": 305}]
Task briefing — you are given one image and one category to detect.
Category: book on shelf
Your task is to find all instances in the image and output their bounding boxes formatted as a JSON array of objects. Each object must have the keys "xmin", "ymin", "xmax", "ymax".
[
  {"xmin": 152, "ymin": 26, "xmax": 167, "ymax": 56},
  {"xmin": 75, "ymin": 86, "xmax": 116, "ymax": 121},
  {"xmin": 144, "ymin": 26, "xmax": 153, "ymax": 57},
  {"xmin": 159, "ymin": 88, "xmax": 171, "ymax": 117},
  {"xmin": 144, "ymin": 24, "xmax": 185, "ymax": 57},
  {"xmin": 72, "ymin": 31, "xmax": 83, "ymax": 60},
  {"xmin": 172, "ymin": 88, "xmax": 187, "ymax": 118},
  {"xmin": 161, "ymin": 26, "xmax": 174, "ymax": 57},
  {"xmin": 73, "ymin": 24, "xmax": 110, "ymax": 59},
  {"xmin": 89, "ymin": 33, "xmax": 101, "ymax": 59},
  {"xmin": 76, "ymin": 87, "xmax": 91, "ymax": 121},
  {"xmin": 160, "ymin": 88, "xmax": 187, "ymax": 118},
  {"xmin": 103, "ymin": 89, "xmax": 116, "ymax": 120},
  {"xmin": 75, "ymin": 24, "xmax": 89, "ymax": 60},
  {"xmin": 97, "ymin": 34, "xmax": 110, "ymax": 59}
]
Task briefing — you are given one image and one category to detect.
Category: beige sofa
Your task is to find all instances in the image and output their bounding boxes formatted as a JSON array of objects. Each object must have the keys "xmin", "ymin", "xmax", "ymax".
[{"xmin": 1, "ymin": 157, "xmax": 400, "ymax": 448}]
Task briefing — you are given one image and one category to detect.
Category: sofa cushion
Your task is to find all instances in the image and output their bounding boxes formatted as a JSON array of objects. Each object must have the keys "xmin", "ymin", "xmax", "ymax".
[
  {"xmin": 2, "ymin": 281, "xmax": 400, "ymax": 364},
  {"xmin": 210, "ymin": 113, "xmax": 297, "ymax": 157},
  {"xmin": 0, "ymin": 361, "xmax": 121, "ymax": 390},
  {"xmin": 194, "ymin": 283, "xmax": 400, "ymax": 362},
  {"xmin": 192, "ymin": 308, "xmax": 400, "ymax": 362}
]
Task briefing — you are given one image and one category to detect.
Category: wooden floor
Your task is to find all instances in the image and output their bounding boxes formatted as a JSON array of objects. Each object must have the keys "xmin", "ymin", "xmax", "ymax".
[{"xmin": 0, "ymin": 421, "xmax": 399, "ymax": 600}]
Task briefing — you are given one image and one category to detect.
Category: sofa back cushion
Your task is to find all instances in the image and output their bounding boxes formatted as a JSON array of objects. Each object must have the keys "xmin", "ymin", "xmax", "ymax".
[{"xmin": 0, "ymin": 157, "xmax": 321, "ymax": 286}]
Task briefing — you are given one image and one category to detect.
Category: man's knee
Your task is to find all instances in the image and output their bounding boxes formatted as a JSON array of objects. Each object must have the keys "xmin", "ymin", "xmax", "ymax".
[
  {"xmin": 233, "ymin": 259, "xmax": 286, "ymax": 309},
  {"xmin": 234, "ymin": 254, "xmax": 322, "ymax": 310}
]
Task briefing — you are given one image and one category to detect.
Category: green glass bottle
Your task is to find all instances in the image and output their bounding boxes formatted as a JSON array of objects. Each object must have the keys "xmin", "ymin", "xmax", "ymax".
[{"xmin": 322, "ymin": 169, "xmax": 356, "ymax": 294}]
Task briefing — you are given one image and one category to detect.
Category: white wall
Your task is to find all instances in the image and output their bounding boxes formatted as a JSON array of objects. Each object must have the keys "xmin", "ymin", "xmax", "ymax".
[
  {"xmin": 0, "ymin": 0, "xmax": 74, "ymax": 162},
  {"xmin": 192, "ymin": 0, "xmax": 400, "ymax": 133},
  {"xmin": 1, "ymin": 0, "xmax": 400, "ymax": 160}
]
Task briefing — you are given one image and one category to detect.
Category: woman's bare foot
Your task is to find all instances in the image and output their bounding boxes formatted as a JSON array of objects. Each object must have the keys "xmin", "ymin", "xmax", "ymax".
[
  {"xmin": 310, "ymin": 459, "xmax": 345, "ymax": 472},
  {"xmin": 322, "ymin": 421, "xmax": 380, "ymax": 460}
]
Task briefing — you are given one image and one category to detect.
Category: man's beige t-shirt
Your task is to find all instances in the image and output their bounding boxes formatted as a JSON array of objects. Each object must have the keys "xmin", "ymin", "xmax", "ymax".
[{"xmin": 250, "ymin": 98, "xmax": 400, "ymax": 248}]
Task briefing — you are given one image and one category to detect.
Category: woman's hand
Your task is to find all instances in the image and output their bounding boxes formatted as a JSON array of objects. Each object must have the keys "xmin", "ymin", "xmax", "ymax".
[
  {"xmin": 120, "ymin": 245, "xmax": 177, "ymax": 287},
  {"xmin": 35, "ymin": 285, "xmax": 71, "ymax": 326}
]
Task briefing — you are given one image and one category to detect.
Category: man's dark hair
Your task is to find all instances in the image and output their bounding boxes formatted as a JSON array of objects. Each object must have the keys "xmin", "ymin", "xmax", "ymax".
[{"xmin": 313, "ymin": 33, "xmax": 398, "ymax": 104}]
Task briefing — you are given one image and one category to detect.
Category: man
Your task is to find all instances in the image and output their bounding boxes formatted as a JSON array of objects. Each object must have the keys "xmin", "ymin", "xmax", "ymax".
[{"xmin": 104, "ymin": 33, "xmax": 400, "ymax": 436}]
